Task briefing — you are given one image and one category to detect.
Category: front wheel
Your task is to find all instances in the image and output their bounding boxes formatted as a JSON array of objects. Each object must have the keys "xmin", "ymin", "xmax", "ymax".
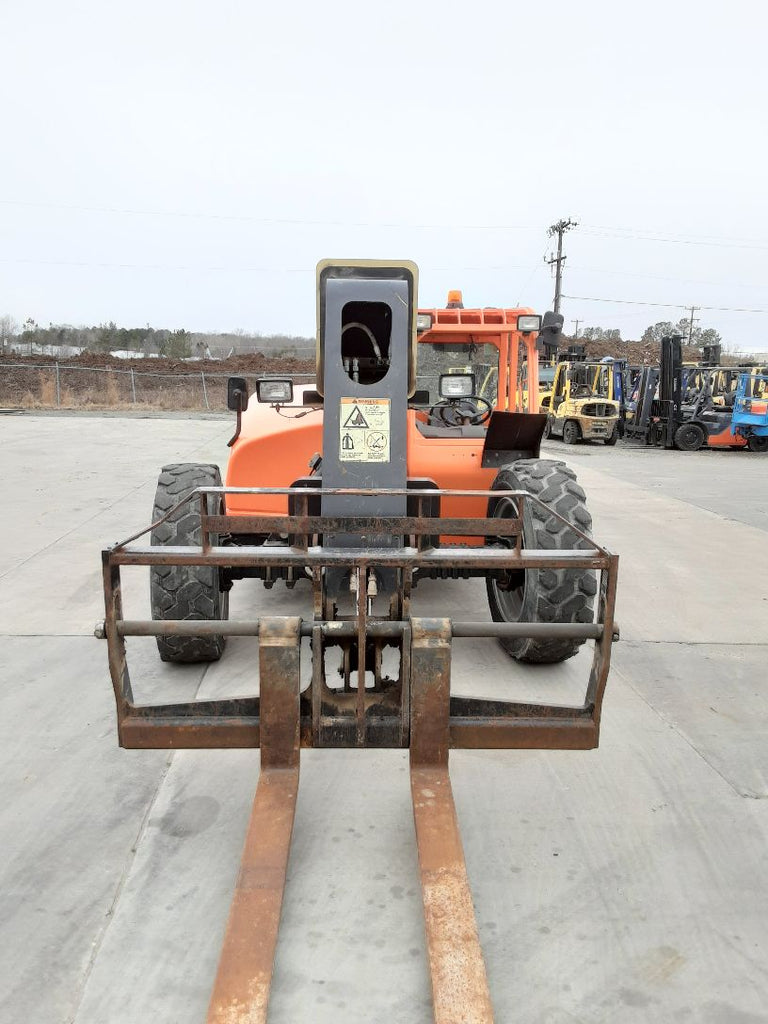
[
  {"xmin": 674, "ymin": 422, "xmax": 706, "ymax": 452},
  {"xmin": 150, "ymin": 463, "xmax": 229, "ymax": 663},
  {"xmin": 485, "ymin": 460, "xmax": 597, "ymax": 664},
  {"xmin": 748, "ymin": 435, "xmax": 768, "ymax": 453},
  {"xmin": 563, "ymin": 420, "xmax": 581, "ymax": 445}
]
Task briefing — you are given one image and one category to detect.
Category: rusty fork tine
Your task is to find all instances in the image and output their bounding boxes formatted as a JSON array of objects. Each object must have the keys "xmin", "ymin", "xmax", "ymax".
[
  {"xmin": 410, "ymin": 619, "xmax": 495, "ymax": 1024},
  {"xmin": 206, "ymin": 617, "xmax": 301, "ymax": 1024}
]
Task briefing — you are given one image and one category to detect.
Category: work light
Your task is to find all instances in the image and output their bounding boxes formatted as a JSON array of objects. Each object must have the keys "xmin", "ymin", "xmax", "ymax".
[
  {"xmin": 256, "ymin": 379, "xmax": 293, "ymax": 404},
  {"xmin": 439, "ymin": 373, "xmax": 475, "ymax": 398},
  {"xmin": 517, "ymin": 314, "xmax": 542, "ymax": 333},
  {"xmin": 416, "ymin": 313, "xmax": 433, "ymax": 332}
]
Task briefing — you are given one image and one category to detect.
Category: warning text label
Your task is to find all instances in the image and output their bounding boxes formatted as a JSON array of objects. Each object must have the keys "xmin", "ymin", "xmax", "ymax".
[{"xmin": 339, "ymin": 397, "xmax": 391, "ymax": 462}]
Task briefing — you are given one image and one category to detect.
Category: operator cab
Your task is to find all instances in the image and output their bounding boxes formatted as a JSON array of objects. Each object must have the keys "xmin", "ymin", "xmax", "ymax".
[
  {"xmin": 413, "ymin": 298, "xmax": 544, "ymax": 439},
  {"xmin": 416, "ymin": 342, "xmax": 496, "ymax": 437}
]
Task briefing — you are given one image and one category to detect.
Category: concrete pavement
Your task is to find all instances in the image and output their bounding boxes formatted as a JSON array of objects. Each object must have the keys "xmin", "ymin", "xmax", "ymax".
[{"xmin": 1, "ymin": 415, "xmax": 766, "ymax": 1023}]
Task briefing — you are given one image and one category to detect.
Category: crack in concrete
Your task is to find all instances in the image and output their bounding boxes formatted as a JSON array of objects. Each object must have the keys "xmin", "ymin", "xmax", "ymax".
[
  {"xmin": 65, "ymin": 751, "xmax": 175, "ymax": 1024},
  {"xmin": 1, "ymin": 633, "xmax": 98, "ymax": 637},
  {"xmin": 621, "ymin": 640, "xmax": 768, "ymax": 647},
  {"xmin": 613, "ymin": 663, "xmax": 766, "ymax": 801},
  {"xmin": 67, "ymin": 661, "xmax": 211, "ymax": 1023},
  {"xmin": 0, "ymin": 423, "xmax": 231, "ymax": 584}
]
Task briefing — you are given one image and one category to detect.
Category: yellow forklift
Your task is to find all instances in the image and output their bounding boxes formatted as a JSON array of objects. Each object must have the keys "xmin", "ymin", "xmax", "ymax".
[{"xmin": 542, "ymin": 356, "xmax": 622, "ymax": 445}]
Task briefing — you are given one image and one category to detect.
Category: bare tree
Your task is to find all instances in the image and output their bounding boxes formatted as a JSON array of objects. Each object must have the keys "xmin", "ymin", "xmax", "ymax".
[{"xmin": 0, "ymin": 315, "xmax": 19, "ymax": 352}]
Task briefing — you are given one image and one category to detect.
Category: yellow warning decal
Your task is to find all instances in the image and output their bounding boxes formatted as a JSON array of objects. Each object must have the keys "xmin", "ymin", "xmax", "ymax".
[{"xmin": 339, "ymin": 397, "xmax": 391, "ymax": 462}]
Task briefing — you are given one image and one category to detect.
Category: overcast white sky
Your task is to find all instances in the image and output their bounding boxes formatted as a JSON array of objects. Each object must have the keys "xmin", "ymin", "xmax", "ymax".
[{"xmin": 2, "ymin": 0, "xmax": 767, "ymax": 350}]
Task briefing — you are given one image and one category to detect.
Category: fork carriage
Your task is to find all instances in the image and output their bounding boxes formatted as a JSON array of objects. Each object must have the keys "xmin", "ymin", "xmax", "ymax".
[
  {"xmin": 101, "ymin": 484, "xmax": 618, "ymax": 753},
  {"xmin": 99, "ymin": 483, "xmax": 618, "ymax": 1024}
]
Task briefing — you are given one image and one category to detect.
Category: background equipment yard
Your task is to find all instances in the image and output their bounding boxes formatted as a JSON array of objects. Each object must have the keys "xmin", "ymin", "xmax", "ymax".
[{"xmin": 1, "ymin": 413, "xmax": 767, "ymax": 1023}]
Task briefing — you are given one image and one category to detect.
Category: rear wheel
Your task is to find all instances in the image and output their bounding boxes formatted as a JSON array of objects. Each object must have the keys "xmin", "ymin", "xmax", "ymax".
[
  {"xmin": 604, "ymin": 425, "xmax": 619, "ymax": 446},
  {"xmin": 748, "ymin": 435, "xmax": 768, "ymax": 453},
  {"xmin": 150, "ymin": 463, "xmax": 229, "ymax": 663},
  {"xmin": 563, "ymin": 420, "xmax": 581, "ymax": 445},
  {"xmin": 485, "ymin": 460, "xmax": 596, "ymax": 664},
  {"xmin": 674, "ymin": 422, "xmax": 706, "ymax": 452}
]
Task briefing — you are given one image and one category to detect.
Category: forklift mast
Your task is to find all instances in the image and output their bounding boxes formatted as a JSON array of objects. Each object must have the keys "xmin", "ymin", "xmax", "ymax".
[{"xmin": 658, "ymin": 335, "xmax": 684, "ymax": 448}]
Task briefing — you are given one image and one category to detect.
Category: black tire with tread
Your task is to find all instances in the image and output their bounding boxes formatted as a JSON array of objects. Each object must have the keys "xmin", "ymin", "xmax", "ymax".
[
  {"xmin": 747, "ymin": 435, "xmax": 768, "ymax": 453},
  {"xmin": 604, "ymin": 425, "xmax": 619, "ymax": 446},
  {"xmin": 563, "ymin": 420, "xmax": 581, "ymax": 445},
  {"xmin": 674, "ymin": 422, "xmax": 706, "ymax": 452},
  {"xmin": 150, "ymin": 463, "xmax": 228, "ymax": 663},
  {"xmin": 485, "ymin": 459, "xmax": 596, "ymax": 664}
]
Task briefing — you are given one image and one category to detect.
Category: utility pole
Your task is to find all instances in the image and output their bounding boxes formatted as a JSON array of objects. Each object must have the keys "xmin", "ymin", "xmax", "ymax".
[
  {"xmin": 546, "ymin": 218, "xmax": 578, "ymax": 313},
  {"xmin": 571, "ymin": 319, "xmax": 581, "ymax": 339},
  {"xmin": 687, "ymin": 306, "xmax": 699, "ymax": 347}
]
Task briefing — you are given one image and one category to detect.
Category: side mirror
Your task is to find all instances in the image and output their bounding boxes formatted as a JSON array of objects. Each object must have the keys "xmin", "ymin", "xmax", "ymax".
[
  {"xmin": 537, "ymin": 312, "xmax": 564, "ymax": 356},
  {"xmin": 540, "ymin": 311, "xmax": 565, "ymax": 335},
  {"xmin": 227, "ymin": 377, "xmax": 249, "ymax": 411}
]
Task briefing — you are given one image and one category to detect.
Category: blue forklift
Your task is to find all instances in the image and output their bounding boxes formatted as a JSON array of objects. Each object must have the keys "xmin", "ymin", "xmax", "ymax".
[{"xmin": 732, "ymin": 372, "xmax": 768, "ymax": 452}]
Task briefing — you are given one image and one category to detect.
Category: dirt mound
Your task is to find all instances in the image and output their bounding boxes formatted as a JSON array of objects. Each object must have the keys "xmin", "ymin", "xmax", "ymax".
[
  {"xmin": 580, "ymin": 339, "xmax": 701, "ymax": 364},
  {"xmin": 1, "ymin": 350, "xmax": 314, "ymax": 374},
  {"xmin": 0, "ymin": 351, "xmax": 315, "ymax": 410}
]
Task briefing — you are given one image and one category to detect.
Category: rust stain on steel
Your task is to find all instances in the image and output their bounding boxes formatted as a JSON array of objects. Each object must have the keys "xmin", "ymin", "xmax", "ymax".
[
  {"xmin": 356, "ymin": 566, "xmax": 366, "ymax": 746},
  {"xmin": 206, "ymin": 770, "xmax": 298, "ymax": 1024},
  {"xmin": 114, "ymin": 483, "xmax": 606, "ymax": 553},
  {"xmin": 410, "ymin": 619, "xmax": 494, "ymax": 1023},
  {"xmin": 101, "ymin": 499, "xmax": 618, "ymax": 756},
  {"xmin": 111, "ymin": 544, "xmax": 608, "ymax": 571},
  {"xmin": 204, "ymin": 513, "xmax": 524, "ymax": 537},
  {"xmin": 412, "ymin": 768, "xmax": 494, "ymax": 1024},
  {"xmin": 206, "ymin": 618, "xmax": 301, "ymax": 1024}
]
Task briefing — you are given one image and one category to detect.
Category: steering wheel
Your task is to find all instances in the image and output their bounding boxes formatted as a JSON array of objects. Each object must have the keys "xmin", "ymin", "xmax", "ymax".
[{"xmin": 429, "ymin": 396, "xmax": 493, "ymax": 427}]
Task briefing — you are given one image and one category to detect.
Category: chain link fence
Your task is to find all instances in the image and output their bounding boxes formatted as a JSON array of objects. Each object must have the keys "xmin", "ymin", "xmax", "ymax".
[{"xmin": 0, "ymin": 363, "xmax": 314, "ymax": 411}]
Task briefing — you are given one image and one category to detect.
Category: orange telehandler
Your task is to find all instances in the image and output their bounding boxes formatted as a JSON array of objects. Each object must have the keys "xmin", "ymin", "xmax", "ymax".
[{"xmin": 98, "ymin": 260, "xmax": 618, "ymax": 1022}]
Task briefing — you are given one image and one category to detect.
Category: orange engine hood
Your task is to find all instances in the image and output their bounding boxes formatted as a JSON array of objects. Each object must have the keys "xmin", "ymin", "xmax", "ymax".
[{"xmin": 225, "ymin": 389, "xmax": 494, "ymax": 522}]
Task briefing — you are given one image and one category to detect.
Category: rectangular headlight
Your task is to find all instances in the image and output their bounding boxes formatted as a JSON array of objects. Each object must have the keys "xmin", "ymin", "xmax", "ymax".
[
  {"xmin": 439, "ymin": 373, "xmax": 475, "ymax": 398},
  {"xmin": 517, "ymin": 314, "xmax": 542, "ymax": 333},
  {"xmin": 256, "ymin": 378, "xmax": 293, "ymax": 404},
  {"xmin": 416, "ymin": 313, "xmax": 433, "ymax": 332}
]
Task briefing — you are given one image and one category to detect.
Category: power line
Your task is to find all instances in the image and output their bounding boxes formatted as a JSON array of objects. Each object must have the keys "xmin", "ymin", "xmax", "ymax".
[
  {"xmin": 0, "ymin": 198, "xmax": 537, "ymax": 232},
  {"xmin": 572, "ymin": 265, "xmax": 768, "ymax": 292},
  {"xmin": 0, "ymin": 257, "xmax": 314, "ymax": 273},
  {"xmin": 562, "ymin": 294, "xmax": 768, "ymax": 314},
  {"xmin": 4, "ymin": 199, "xmax": 768, "ymax": 250},
  {"xmin": 0, "ymin": 256, "xmax": 533, "ymax": 274},
  {"xmin": 583, "ymin": 223, "xmax": 768, "ymax": 246},
  {"xmin": 4, "ymin": 249, "xmax": 767, "ymax": 297},
  {"xmin": 579, "ymin": 226, "xmax": 768, "ymax": 252},
  {"xmin": 514, "ymin": 245, "xmax": 550, "ymax": 306}
]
